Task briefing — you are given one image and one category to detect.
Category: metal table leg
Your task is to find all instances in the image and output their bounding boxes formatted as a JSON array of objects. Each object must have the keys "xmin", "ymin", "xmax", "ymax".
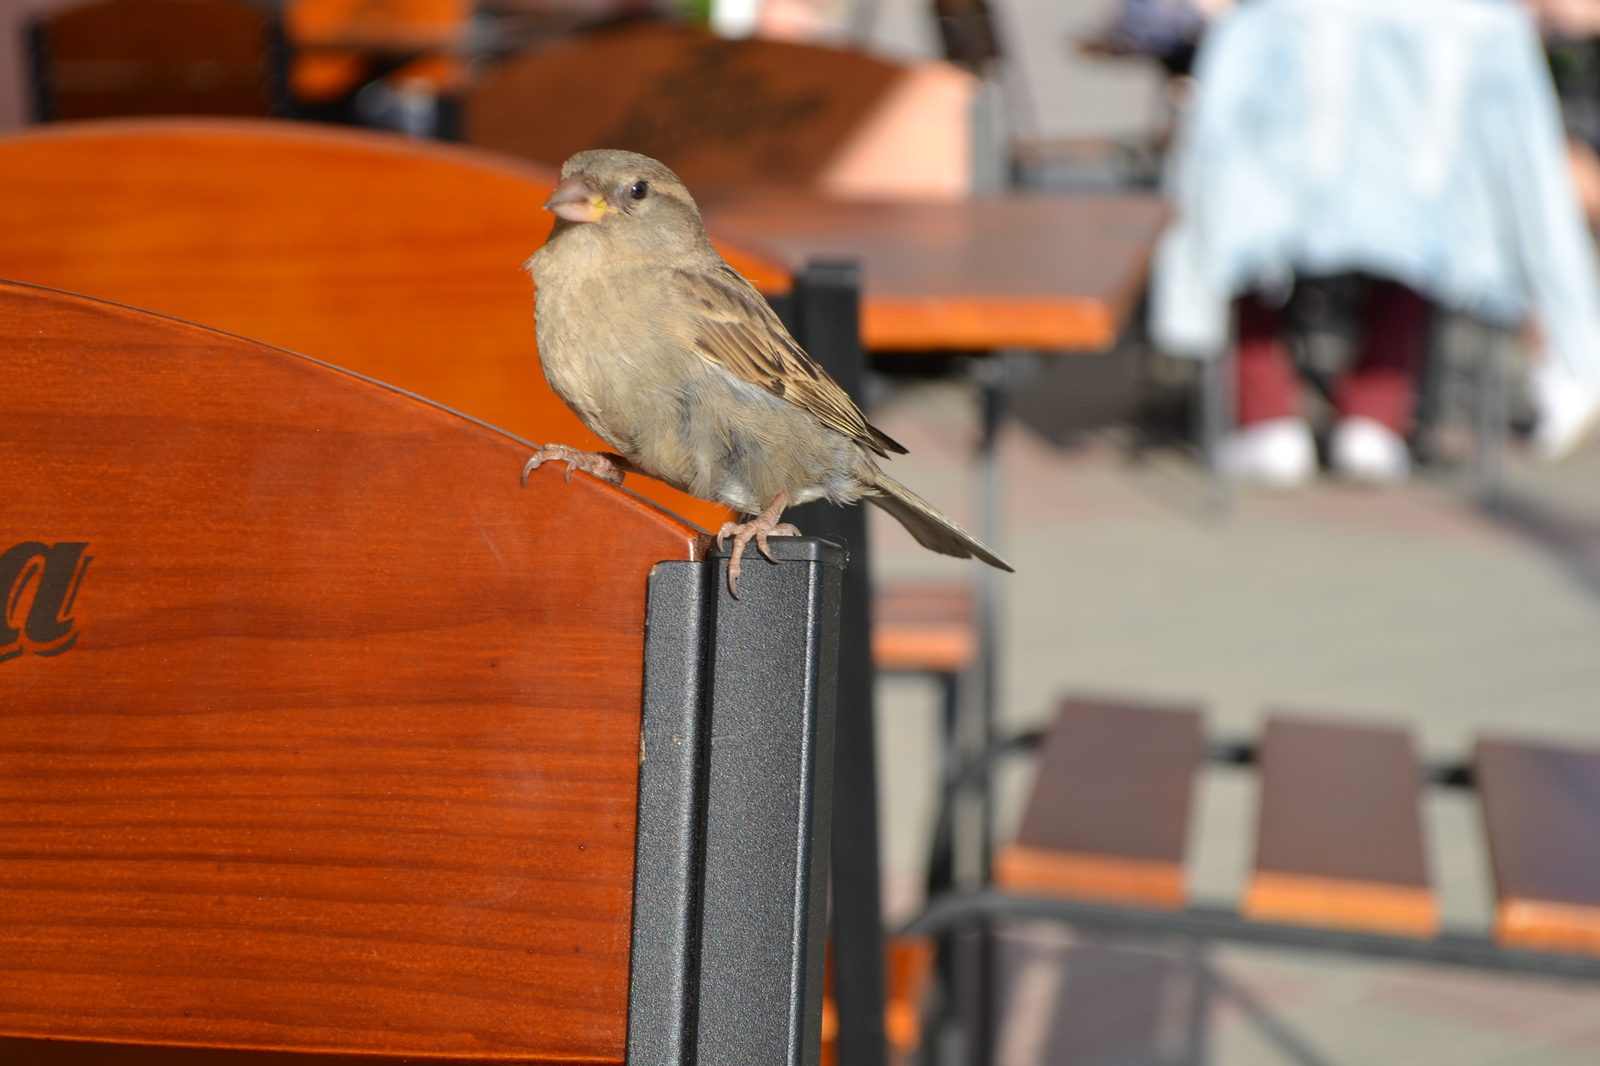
[{"xmin": 782, "ymin": 259, "xmax": 888, "ymax": 1066}]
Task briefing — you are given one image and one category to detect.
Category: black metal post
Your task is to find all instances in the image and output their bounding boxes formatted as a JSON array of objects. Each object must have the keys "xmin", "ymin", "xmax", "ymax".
[
  {"xmin": 695, "ymin": 539, "xmax": 846, "ymax": 1066},
  {"xmin": 783, "ymin": 260, "xmax": 888, "ymax": 1066}
]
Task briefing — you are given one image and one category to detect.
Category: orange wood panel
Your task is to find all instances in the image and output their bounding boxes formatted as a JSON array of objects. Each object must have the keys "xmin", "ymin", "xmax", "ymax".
[
  {"xmin": 883, "ymin": 937, "xmax": 934, "ymax": 1062},
  {"xmin": 993, "ymin": 845, "xmax": 1186, "ymax": 910},
  {"xmin": 0, "ymin": 118, "xmax": 790, "ymax": 532},
  {"xmin": 871, "ymin": 580, "xmax": 974, "ymax": 674},
  {"xmin": 702, "ymin": 192, "xmax": 1168, "ymax": 352},
  {"xmin": 285, "ymin": 0, "xmax": 469, "ymax": 50},
  {"xmin": 1495, "ymin": 899, "xmax": 1600, "ymax": 956},
  {"xmin": 1244, "ymin": 873, "xmax": 1439, "ymax": 940},
  {"xmin": 862, "ymin": 296, "xmax": 1115, "ymax": 352},
  {"xmin": 819, "ymin": 937, "xmax": 933, "ymax": 1066},
  {"xmin": 0, "ymin": 281, "xmax": 706, "ymax": 1061}
]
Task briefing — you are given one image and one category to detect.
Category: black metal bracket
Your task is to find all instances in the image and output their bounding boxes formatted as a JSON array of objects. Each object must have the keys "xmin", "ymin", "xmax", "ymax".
[{"xmin": 631, "ymin": 537, "xmax": 846, "ymax": 1066}]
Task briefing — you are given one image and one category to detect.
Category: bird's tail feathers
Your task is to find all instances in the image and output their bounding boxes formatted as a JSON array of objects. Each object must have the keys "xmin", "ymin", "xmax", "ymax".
[{"xmin": 864, "ymin": 475, "xmax": 1014, "ymax": 572}]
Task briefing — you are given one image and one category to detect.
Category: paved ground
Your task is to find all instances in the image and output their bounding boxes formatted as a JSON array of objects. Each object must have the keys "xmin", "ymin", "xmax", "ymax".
[{"xmin": 862, "ymin": 370, "xmax": 1600, "ymax": 1065}]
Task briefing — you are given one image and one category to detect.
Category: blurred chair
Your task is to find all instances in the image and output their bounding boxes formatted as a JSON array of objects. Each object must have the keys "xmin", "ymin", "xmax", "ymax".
[
  {"xmin": 0, "ymin": 117, "xmax": 796, "ymax": 529},
  {"xmin": 28, "ymin": 0, "xmax": 278, "ymax": 121},
  {"xmin": 914, "ymin": 697, "xmax": 1600, "ymax": 1063},
  {"xmin": 0, "ymin": 278, "xmax": 842, "ymax": 1065},
  {"xmin": 280, "ymin": 0, "xmax": 468, "ymax": 133},
  {"xmin": 463, "ymin": 20, "xmax": 978, "ymax": 201}
]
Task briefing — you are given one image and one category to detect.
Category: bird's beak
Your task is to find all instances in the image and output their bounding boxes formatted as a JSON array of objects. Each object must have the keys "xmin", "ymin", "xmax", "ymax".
[{"xmin": 545, "ymin": 177, "xmax": 615, "ymax": 223}]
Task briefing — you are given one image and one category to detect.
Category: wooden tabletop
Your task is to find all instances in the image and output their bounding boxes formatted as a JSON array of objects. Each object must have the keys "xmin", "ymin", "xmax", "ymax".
[{"xmin": 702, "ymin": 193, "xmax": 1169, "ymax": 353}]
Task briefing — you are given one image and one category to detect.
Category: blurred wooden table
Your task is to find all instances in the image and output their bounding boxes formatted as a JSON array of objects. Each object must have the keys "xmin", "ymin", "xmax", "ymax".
[{"xmin": 703, "ymin": 192, "xmax": 1169, "ymax": 352}]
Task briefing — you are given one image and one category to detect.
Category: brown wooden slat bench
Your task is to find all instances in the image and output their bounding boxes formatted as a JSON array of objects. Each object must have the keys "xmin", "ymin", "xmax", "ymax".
[
  {"xmin": 1244, "ymin": 715, "xmax": 1438, "ymax": 938},
  {"xmin": 1477, "ymin": 736, "xmax": 1600, "ymax": 956},
  {"xmin": 0, "ymin": 281, "xmax": 843, "ymax": 1065},
  {"xmin": 992, "ymin": 697, "xmax": 1204, "ymax": 910}
]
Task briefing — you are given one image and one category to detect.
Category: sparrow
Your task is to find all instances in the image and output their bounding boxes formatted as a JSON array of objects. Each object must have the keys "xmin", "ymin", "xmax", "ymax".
[{"xmin": 522, "ymin": 149, "xmax": 1012, "ymax": 594}]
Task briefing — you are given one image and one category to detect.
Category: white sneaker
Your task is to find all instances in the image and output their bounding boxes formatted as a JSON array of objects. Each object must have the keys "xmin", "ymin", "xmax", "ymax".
[
  {"xmin": 1330, "ymin": 416, "xmax": 1410, "ymax": 483},
  {"xmin": 1220, "ymin": 416, "xmax": 1316, "ymax": 488},
  {"xmin": 1531, "ymin": 364, "xmax": 1600, "ymax": 464}
]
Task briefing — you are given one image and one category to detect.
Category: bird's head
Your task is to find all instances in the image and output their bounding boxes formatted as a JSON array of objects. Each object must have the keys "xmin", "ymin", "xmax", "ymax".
[{"xmin": 544, "ymin": 149, "xmax": 701, "ymax": 238}]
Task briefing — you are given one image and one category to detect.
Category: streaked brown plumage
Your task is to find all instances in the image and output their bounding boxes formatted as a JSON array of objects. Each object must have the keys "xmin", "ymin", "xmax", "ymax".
[{"xmin": 524, "ymin": 149, "xmax": 1012, "ymax": 593}]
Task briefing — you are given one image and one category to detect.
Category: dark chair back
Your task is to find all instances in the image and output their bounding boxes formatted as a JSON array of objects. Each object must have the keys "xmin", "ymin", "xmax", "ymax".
[{"xmin": 30, "ymin": 0, "xmax": 276, "ymax": 121}]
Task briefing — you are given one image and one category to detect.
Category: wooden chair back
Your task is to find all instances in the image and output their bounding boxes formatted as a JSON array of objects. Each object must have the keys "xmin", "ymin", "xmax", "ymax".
[
  {"xmin": 30, "ymin": 0, "xmax": 274, "ymax": 121},
  {"xmin": 0, "ymin": 118, "xmax": 788, "ymax": 531},
  {"xmin": 0, "ymin": 281, "xmax": 841, "ymax": 1064},
  {"xmin": 0, "ymin": 279, "xmax": 697, "ymax": 1059},
  {"xmin": 462, "ymin": 21, "xmax": 905, "ymax": 194}
]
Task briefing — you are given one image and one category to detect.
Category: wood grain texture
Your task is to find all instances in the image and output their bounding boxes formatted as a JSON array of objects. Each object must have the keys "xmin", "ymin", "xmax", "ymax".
[
  {"xmin": 0, "ymin": 118, "xmax": 790, "ymax": 532},
  {"xmin": 1477, "ymin": 736, "xmax": 1600, "ymax": 955},
  {"xmin": 0, "ymin": 282, "xmax": 705, "ymax": 1061},
  {"xmin": 996, "ymin": 697, "xmax": 1201, "ymax": 909},
  {"xmin": 463, "ymin": 21, "xmax": 902, "ymax": 192},
  {"xmin": 1245, "ymin": 715, "xmax": 1437, "ymax": 938},
  {"xmin": 701, "ymin": 193, "xmax": 1169, "ymax": 352}
]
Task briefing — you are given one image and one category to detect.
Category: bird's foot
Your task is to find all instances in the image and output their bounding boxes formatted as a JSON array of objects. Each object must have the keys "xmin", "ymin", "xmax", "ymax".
[
  {"xmin": 521, "ymin": 445, "xmax": 628, "ymax": 487},
  {"xmin": 716, "ymin": 493, "xmax": 798, "ymax": 598}
]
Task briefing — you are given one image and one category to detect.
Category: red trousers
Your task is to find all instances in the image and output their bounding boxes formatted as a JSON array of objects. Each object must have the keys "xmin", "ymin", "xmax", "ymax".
[{"xmin": 1235, "ymin": 280, "xmax": 1433, "ymax": 434}]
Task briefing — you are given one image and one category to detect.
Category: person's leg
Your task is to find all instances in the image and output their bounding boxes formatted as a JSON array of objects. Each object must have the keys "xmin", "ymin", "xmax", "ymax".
[
  {"xmin": 1236, "ymin": 292, "xmax": 1301, "ymax": 425},
  {"xmin": 1226, "ymin": 292, "xmax": 1315, "ymax": 485},
  {"xmin": 1333, "ymin": 279, "xmax": 1432, "ymax": 433},
  {"xmin": 1330, "ymin": 279, "xmax": 1432, "ymax": 481}
]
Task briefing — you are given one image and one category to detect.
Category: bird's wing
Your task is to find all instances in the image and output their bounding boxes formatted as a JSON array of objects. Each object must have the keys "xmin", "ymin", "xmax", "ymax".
[{"xmin": 671, "ymin": 265, "xmax": 907, "ymax": 457}]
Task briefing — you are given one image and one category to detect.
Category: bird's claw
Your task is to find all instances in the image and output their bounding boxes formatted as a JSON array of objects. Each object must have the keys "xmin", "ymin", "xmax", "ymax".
[
  {"xmin": 756, "ymin": 524, "xmax": 801, "ymax": 564},
  {"xmin": 717, "ymin": 516, "xmax": 800, "ymax": 598},
  {"xmin": 521, "ymin": 445, "xmax": 625, "ymax": 487}
]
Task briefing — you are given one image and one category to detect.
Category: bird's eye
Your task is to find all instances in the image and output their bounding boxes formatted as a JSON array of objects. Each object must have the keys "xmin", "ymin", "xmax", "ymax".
[{"xmin": 629, "ymin": 180, "xmax": 649, "ymax": 200}]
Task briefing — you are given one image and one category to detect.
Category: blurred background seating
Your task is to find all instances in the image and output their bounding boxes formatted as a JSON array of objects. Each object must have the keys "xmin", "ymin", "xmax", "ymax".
[
  {"xmin": 28, "ymin": 0, "xmax": 277, "ymax": 120},
  {"xmin": 463, "ymin": 20, "xmax": 976, "ymax": 200}
]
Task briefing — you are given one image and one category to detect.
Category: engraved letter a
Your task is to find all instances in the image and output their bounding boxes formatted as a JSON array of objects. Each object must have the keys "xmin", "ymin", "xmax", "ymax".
[{"xmin": 1, "ymin": 542, "xmax": 91, "ymax": 662}]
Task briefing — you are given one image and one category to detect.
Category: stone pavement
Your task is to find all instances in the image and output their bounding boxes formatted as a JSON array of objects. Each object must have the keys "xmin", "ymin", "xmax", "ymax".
[{"xmin": 862, "ymin": 375, "xmax": 1600, "ymax": 1065}]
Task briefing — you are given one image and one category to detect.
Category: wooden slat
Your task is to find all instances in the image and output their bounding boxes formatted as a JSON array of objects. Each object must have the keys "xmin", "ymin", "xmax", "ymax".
[
  {"xmin": 1477, "ymin": 737, "xmax": 1600, "ymax": 956},
  {"xmin": 0, "ymin": 282, "xmax": 705, "ymax": 1060},
  {"xmin": 994, "ymin": 697, "xmax": 1202, "ymax": 909},
  {"xmin": 1244, "ymin": 715, "xmax": 1437, "ymax": 938},
  {"xmin": 702, "ymin": 193, "xmax": 1169, "ymax": 352},
  {"xmin": 871, "ymin": 580, "xmax": 975, "ymax": 675},
  {"xmin": 0, "ymin": 118, "xmax": 791, "ymax": 534}
]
